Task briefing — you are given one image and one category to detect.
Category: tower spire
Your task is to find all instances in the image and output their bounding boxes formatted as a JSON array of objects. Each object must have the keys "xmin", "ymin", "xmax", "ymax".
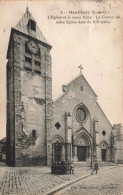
[{"xmin": 14, "ymin": 7, "xmax": 48, "ymax": 44}]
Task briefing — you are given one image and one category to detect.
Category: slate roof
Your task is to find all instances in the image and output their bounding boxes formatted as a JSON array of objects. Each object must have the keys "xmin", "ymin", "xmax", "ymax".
[
  {"xmin": 14, "ymin": 8, "xmax": 48, "ymax": 44},
  {"xmin": 0, "ymin": 137, "xmax": 6, "ymax": 143}
]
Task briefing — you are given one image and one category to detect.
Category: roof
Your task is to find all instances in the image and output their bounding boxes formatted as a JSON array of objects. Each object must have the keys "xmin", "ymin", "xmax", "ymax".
[
  {"xmin": 14, "ymin": 8, "xmax": 48, "ymax": 44},
  {"xmin": 0, "ymin": 137, "xmax": 6, "ymax": 143},
  {"xmin": 65, "ymin": 73, "xmax": 97, "ymax": 97},
  {"xmin": 53, "ymin": 73, "xmax": 97, "ymax": 103},
  {"xmin": 53, "ymin": 73, "xmax": 112, "ymax": 127},
  {"xmin": 96, "ymin": 102, "xmax": 112, "ymax": 127}
]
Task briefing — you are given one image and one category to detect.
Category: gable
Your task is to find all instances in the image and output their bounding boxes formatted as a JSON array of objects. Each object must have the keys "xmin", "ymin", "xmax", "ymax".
[
  {"xmin": 66, "ymin": 74, "xmax": 97, "ymax": 98},
  {"xmin": 53, "ymin": 74, "xmax": 97, "ymax": 104},
  {"xmin": 53, "ymin": 74, "xmax": 112, "ymax": 128}
]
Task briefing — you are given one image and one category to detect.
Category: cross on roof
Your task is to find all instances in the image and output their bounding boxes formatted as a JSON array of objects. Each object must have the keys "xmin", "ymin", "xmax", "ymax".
[
  {"xmin": 78, "ymin": 65, "xmax": 83, "ymax": 74},
  {"xmin": 26, "ymin": 6, "xmax": 28, "ymax": 12}
]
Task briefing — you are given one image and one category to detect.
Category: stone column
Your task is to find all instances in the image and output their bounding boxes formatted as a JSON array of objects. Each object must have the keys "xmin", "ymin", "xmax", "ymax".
[
  {"xmin": 95, "ymin": 120, "xmax": 102, "ymax": 161},
  {"xmin": 61, "ymin": 145, "xmax": 65, "ymax": 160},
  {"xmin": 65, "ymin": 111, "xmax": 72, "ymax": 162},
  {"xmin": 106, "ymin": 147, "xmax": 111, "ymax": 162},
  {"xmin": 73, "ymin": 146, "xmax": 78, "ymax": 162},
  {"xmin": 45, "ymin": 51, "xmax": 53, "ymax": 166},
  {"xmin": 93, "ymin": 119, "xmax": 96, "ymax": 161},
  {"xmin": 93, "ymin": 118, "xmax": 100, "ymax": 161},
  {"xmin": 86, "ymin": 147, "xmax": 91, "ymax": 161},
  {"xmin": 96, "ymin": 146, "xmax": 102, "ymax": 161}
]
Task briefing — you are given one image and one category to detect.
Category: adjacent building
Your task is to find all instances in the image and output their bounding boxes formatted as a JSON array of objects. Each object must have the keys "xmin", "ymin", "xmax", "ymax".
[{"xmin": 0, "ymin": 137, "xmax": 6, "ymax": 162}]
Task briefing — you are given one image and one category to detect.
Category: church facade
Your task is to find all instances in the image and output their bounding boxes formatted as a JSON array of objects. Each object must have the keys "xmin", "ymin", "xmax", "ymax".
[
  {"xmin": 6, "ymin": 9, "xmax": 122, "ymax": 167},
  {"xmin": 53, "ymin": 74, "xmax": 113, "ymax": 163}
]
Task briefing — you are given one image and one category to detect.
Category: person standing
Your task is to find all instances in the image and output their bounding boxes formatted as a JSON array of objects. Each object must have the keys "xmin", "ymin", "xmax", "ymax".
[
  {"xmin": 71, "ymin": 162, "xmax": 74, "ymax": 174},
  {"xmin": 91, "ymin": 161, "xmax": 99, "ymax": 175}
]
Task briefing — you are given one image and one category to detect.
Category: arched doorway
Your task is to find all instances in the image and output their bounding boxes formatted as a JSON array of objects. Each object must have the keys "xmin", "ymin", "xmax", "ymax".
[
  {"xmin": 52, "ymin": 135, "xmax": 64, "ymax": 163},
  {"xmin": 100, "ymin": 140, "xmax": 108, "ymax": 161},
  {"xmin": 75, "ymin": 133, "xmax": 91, "ymax": 161}
]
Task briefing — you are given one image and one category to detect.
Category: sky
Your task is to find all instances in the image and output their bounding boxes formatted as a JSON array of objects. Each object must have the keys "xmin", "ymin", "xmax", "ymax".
[{"xmin": 0, "ymin": 0, "xmax": 123, "ymax": 139}]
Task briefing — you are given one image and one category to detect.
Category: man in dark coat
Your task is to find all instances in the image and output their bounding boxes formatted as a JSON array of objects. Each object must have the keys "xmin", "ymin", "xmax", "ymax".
[{"xmin": 91, "ymin": 161, "xmax": 99, "ymax": 175}]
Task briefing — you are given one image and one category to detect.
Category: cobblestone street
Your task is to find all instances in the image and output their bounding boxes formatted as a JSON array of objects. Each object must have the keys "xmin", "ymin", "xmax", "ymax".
[
  {"xmin": 0, "ymin": 163, "xmax": 121, "ymax": 195},
  {"xmin": 56, "ymin": 166, "xmax": 123, "ymax": 195},
  {"xmin": 0, "ymin": 164, "xmax": 90, "ymax": 195},
  {"xmin": 0, "ymin": 163, "xmax": 95, "ymax": 194}
]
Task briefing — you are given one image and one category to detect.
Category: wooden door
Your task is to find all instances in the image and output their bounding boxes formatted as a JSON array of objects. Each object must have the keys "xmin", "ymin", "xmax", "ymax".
[
  {"xmin": 101, "ymin": 149, "xmax": 107, "ymax": 161},
  {"xmin": 77, "ymin": 146, "xmax": 86, "ymax": 161}
]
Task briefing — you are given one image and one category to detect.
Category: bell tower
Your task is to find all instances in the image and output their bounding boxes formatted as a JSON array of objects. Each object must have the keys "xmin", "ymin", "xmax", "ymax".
[{"xmin": 6, "ymin": 8, "xmax": 53, "ymax": 166}]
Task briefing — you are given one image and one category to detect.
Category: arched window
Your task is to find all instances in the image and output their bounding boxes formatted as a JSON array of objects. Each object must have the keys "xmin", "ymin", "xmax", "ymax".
[{"xmin": 32, "ymin": 130, "xmax": 36, "ymax": 138}]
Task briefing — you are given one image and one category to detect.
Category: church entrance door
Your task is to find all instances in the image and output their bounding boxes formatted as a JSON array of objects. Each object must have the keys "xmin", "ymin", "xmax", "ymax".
[
  {"xmin": 100, "ymin": 141, "xmax": 108, "ymax": 162},
  {"xmin": 77, "ymin": 146, "xmax": 86, "ymax": 161},
  {"xmin": 101, "ymin": 149, "xmax": 107, "ymax": 161},
  {"xmin": 54, "ymin": 145, "xmax": 62, "ymax": 162}
]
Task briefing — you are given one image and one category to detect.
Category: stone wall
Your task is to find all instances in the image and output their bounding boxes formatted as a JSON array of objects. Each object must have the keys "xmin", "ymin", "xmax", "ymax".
[
  {"xmin": 113, "ymin": 124, "xmax": 123, "ymax": 163},
  {"xmin": 53, "ymin": 75, "xmax": 112, "ymax": 162},
  {"xmin": 45, "ymin": 51, "xmax": 53, "ymax": 166},
  {"xmin": 6, "ymin": 30, "xmax": 53, "ymax": 166},
  {"xmin": 6, "ymin": 39, "xmax": 15, "ymax": 166}
]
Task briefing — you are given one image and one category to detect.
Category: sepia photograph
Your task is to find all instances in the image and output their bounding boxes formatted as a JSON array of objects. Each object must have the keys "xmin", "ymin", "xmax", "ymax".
[{"xmin": 0, "ymin": 0, "xmax": 123, "ymax": 194}]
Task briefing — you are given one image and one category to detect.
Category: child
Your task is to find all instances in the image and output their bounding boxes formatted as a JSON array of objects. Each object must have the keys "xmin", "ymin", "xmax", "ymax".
[{"xmin": 71, "ymin": 162, "xmax": 74, "ymax": 174}]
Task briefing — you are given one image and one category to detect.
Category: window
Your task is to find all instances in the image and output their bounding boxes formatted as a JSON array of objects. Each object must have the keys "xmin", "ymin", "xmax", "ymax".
[
  {"xmin": 32, "ymin": 130, "xmax": 36, "ymax": 138},
  {"xmin": 55, "ymin": 122, "xmax": 61, "ymax": 130},
  {"xmin": 102, "ymin": 130, "xmax": 106, "ymax": 136},
  {"xmin": 34, "ymin": 70, "xmax": 41, "ymax": 75},
  {"xmin": 76, "ymin": 107, "xmax": 86, "ymax": 122},
  {"xmin": 80, "ymin": 86, "xmax": 83, "ymax": 91},
  {"xmin": 25, "ymin": 43, "xmax": 30, "ymax": 54},
  {"xmin": 31, "ymin": 20, "xmax": 36, "ymax": 31},
  {"xmin": 28, "ymin": 19, "xmax": 36, "ymax": 31},
  {"xmin": 75, "ymin": 104, "xmax": 88, "ymax": 123},
  {"xmin": 25, "ymin": 56, "xmax": 32, "ymax": 64},
  {"xmin": 35, "ymin": 60, "xmax": 41, "ymax": 67},
  {"xmin": 24, "ymin": 67, "xmax": 32, "ymax": 71}
]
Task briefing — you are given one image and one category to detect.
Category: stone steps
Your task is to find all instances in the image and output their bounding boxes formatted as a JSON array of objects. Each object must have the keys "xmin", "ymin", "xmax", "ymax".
[
  {"xmin": 99, "ymin": 162, "xmax": 116, "ymax": 167},
  {"xmin": 74, "ymin": 162, "xmax": 91, "ymax": 167},
  {"xmin": 74, "ymin": 161, "xmax": 116, "ymax": 167}
]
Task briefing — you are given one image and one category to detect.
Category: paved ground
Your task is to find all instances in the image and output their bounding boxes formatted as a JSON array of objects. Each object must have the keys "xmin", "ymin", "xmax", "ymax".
[
  {"xmin": 56, "ymin": 166, "xmax": 123, "ymax": 195},
  {"xmin": 0, "ymin": 162, "xmax": 120, "ymax": 195}
]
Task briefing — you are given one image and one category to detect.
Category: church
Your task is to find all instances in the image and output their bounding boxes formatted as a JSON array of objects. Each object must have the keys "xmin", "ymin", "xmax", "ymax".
[{"xmin": 6, "ymin": 8, "xmax": 123, "ymax": 167}]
